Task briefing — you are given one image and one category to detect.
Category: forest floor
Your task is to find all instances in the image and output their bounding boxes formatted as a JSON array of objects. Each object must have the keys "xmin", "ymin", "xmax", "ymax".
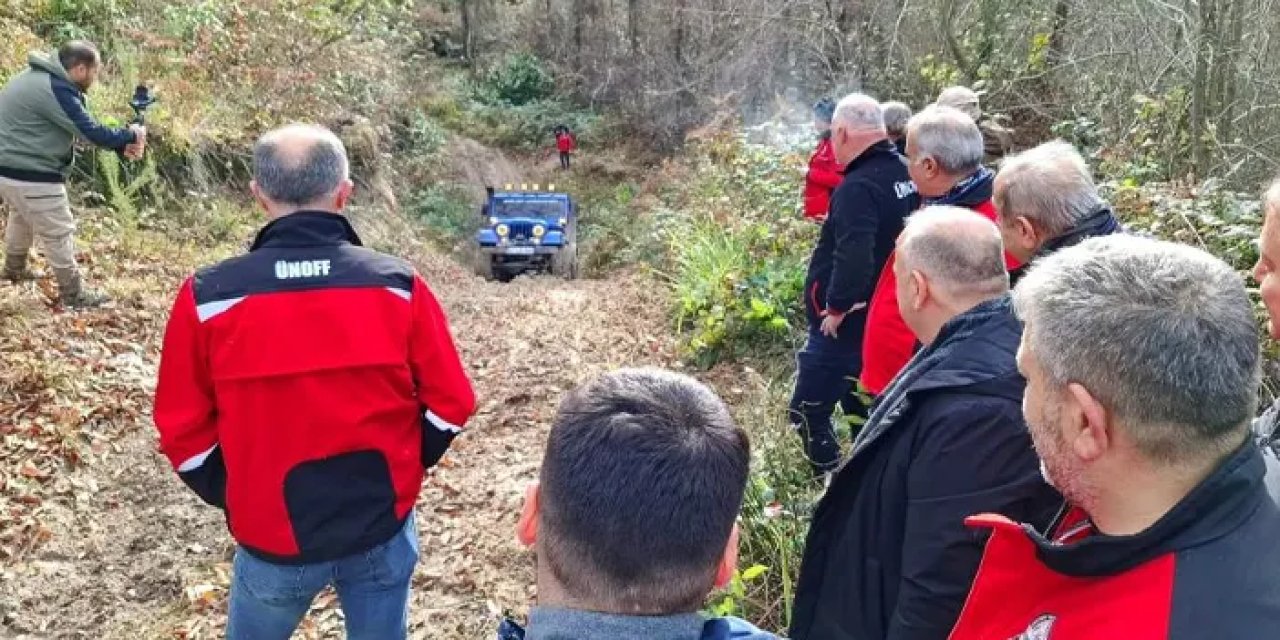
[{"xmin": 0, "ymin": 193, "xmax": 685, "ymax": 638}]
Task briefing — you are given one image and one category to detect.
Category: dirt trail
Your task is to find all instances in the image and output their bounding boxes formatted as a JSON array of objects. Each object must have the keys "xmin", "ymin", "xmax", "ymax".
[{"xmin": 0, "ymin": 239, "xmax": 677, "ymax": 638}]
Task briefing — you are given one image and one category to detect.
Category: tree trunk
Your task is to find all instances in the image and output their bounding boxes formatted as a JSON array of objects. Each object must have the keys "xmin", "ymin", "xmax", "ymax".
[
  {"xmin": 1219, "ymin": 0, "xmax": 1245, "ymax": 145},
  {"xmin": 573, "ymin": 0, "xmax": 585, "ymax": 58},
  {"xmin": 1190, "ymin": 0, "xmax": 1217, "ymax": 178},
  {"xmin": 627, "ymin": 0, "xmax": 640, "ymax": 55},
  {"xmin": 543, "ymin": 0, "xmax": 554, "ymax": 55},
  {"xmin": 672, "ymin": 0, "xmax": 695, "ymax": 119},
  {"xmin": 460, "ymin": 0, "xmax": 475, "ymax": 62},
  {"xmin": 822, "ymin": 0, "xmax": 853, "ymax": 87},
  {"xmin": 942, "ymin": 0, "xmax": 975, "ymax": 81},
  {"xmin": 1046, "ymin": 0, "xmax": 1071, "ymax": 70}
]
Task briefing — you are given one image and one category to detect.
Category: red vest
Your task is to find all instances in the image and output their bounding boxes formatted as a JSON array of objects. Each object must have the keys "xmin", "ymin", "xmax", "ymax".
[
  {"xmin": 861, "ymin": 199, "xmax": 1017, "ymax": 395},
  {"xmin": 802, "ymin": 136, "xmax": 843, "ymax": 220}
]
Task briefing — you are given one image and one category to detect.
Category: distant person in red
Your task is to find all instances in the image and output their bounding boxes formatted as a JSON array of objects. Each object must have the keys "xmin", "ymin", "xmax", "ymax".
[
  {"xmin": 554, "ymin": 124, "xmax": 576, "ymax": 170},
  {"xmin": 802, "ymin": 98, "xmax": 841, "ymax": 222},
  {"xmin": 862, "ymin": 106, "xmax": 1018, "ymax": 397}
]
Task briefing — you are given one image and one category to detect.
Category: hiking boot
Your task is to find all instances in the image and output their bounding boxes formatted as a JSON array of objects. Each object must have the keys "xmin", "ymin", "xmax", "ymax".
[
  {"xmin": 2, "ymin": 252, "xmax": 44, "ymax": 283},
  {"xmin": 53, "ymin": 267, "xmax": 110, "ymax": 308}
]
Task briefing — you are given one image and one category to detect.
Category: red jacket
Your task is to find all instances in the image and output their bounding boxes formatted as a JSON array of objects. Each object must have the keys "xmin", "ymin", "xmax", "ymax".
[
  {"xmin": 154, "ymin": 211, "xmax": 476, "ymax": 563},
  {"xmin": 861, "ymin": 193, "xmax": 1018, "ymax": 396},
  {"xmin": 803, "ymin": 135, "xmax": 843, "ymax": 220},
  {"xmin": 949, "ymin": 444, "xmax": 1280, "ymax": 640},
  {"xmin": 556, "ymin": 132, "xmax": 576, "ymax": 153}
]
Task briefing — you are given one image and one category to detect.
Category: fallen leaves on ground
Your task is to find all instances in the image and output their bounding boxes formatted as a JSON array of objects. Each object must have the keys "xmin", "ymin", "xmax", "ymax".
[{"xmin": 1, "ymin": 204, "xmax": 679, "ymax": 639}]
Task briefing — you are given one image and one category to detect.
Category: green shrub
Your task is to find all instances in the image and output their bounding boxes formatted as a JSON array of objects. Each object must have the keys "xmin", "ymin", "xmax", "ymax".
[
  {"xmin": 474, "ymin": 52, "xmax": 555, "ymax": 107},
  {"xmin": 705, "ymin": 373, "xmax": 821, "ymax": 633},
  {"xmin": 671, "ymin": 215, "xmax": 805, "ymax": 366},
  {"xmin": 470, "ymin": 99, "xmax": 599, "ymax": 151},
  {"xmin": 573, "ymin": 181, "xmax": 664, "ymax": 275},
  {"xmin": 405, "ymin": 183, "xmax": 476, "ymax": 247},
  {"xmin": 38, "ymin": 0, "xmax": 129, "ymax": 43},
  {"xmin": 664, "ymin": 134, "xmax": 814, "ymax": 366}
]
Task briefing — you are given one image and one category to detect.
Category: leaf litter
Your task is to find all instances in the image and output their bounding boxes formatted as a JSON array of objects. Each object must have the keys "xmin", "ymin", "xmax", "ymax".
[{"xmin": 0, "ymin": 208, "xmax": 679, "ymax": 639}]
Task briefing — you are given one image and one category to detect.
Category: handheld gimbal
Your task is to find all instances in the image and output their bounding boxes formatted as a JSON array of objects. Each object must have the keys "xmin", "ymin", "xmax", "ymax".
[{"xmin": 129, "ymin": 85, "xmax": 156, "ymax": 125}]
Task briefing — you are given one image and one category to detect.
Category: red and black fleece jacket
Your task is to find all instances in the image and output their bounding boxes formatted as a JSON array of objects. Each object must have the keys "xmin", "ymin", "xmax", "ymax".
[
  {"xmin": 949, "ymin": 442, "xmax": 1280, "ymax": 639},
  {"xmin": 154, "ymin": 211, "xmax": 476, "ymax": 564}
]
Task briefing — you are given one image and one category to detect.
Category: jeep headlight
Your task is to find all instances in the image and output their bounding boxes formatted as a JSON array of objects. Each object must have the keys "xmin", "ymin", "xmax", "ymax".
[
  {"xmin": 495, "ymin": 223, "xmax": 510, "ymax": 237},
  {"xmin": 532, "ymin": 224, "xmax": 546, "ymax": 238}
]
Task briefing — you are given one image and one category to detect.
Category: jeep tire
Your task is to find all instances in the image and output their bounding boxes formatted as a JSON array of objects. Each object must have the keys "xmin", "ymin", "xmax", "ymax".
[
  {"xmin": 551, "ymin": 222, "xmax": 578, "ymax": 280},
  {"xmin": 473, "ymin": 248, "xmax": 495, "ymax": 281}
]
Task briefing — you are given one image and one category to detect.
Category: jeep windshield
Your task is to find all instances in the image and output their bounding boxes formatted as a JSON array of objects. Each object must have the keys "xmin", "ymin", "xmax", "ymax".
[{"xmin": 491, "ymin": 199, "xmax": 566, "ymax": 219}]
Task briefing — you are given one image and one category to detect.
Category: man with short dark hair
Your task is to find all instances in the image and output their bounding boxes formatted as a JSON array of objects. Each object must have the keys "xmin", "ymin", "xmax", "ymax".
[
  {"xmin": 0, "ymin": 40, "xmax": 145, "ymax": 307},
  {"xmin": 950, "ymin": 235, "xmax": 1280, "ymax": 639},
  {"xmin": 791, "ymin": 208, "xmax": 1057, "ymax": 640},
  {"xmin": 505, "ymin": 368, "xmax": 776, "ymax": 639},
  {"xmin": 154, "ymin": 124, "xmax": 476, "ymax": 639}
]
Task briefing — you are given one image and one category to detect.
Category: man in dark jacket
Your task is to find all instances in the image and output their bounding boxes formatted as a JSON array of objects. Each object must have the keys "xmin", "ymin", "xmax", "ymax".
[
  {"xmin": 790, "ymin": 93, "xmax": 917, "ymax": 476},
  {"xmin": 505, "ymin": 369, "xmax": 776, "ymax": 640},
  {"xmin": 790, "ymin": 207, "xmax": 1059, "ymax": 640},
  {"xmin": 881, "ymin": 101, "xmax": 912, "ymax": 156},
  {"xmin": 0, "ymin": 41, "xmax": 145, "ymax": 307},
  {"xmin": 154, "ymin": 124, "xmax": 476, "ymax": 639},
  {"xmin": 861, "ymin": 106, "xmax": 1019, "ymax": 397},
  {"xmin": 951, "ymin": 235, "xmax": 1280, "ymax": 639},
  {"xmin": 993, "ymin": 140, "xmax": 1122, "ymax": 284}
]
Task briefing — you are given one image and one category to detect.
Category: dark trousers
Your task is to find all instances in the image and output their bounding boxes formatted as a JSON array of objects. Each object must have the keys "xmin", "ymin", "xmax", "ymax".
[
  {"xmin": 559, "ymin": 151, "xmax": 571, "ymax": 170},
  {"xmin": 789, "ymin": 318, "xmax": 870, "ymax": 475}
]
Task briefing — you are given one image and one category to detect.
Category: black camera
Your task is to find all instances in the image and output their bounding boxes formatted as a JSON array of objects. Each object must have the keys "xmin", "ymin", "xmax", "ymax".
[{"xmin": 129, "ymin": 85, "xmax": 156, "ymax": 125}]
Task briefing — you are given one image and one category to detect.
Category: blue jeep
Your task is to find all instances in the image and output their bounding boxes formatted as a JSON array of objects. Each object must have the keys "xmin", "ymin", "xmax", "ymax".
[{"xmin": 474, "ymin": 185, "xmax": 578, "ymax": 281}]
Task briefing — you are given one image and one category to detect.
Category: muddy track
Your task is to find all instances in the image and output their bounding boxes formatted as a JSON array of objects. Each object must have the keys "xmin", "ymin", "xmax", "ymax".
[{"xmin": 0, "ymin": 246, "xmax": 677, "ymax": 639}]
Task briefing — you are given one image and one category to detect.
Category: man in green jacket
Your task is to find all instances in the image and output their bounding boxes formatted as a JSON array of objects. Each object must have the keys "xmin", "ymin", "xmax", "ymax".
[{"xmin": 0, "ymin": 40, "xmax": 145, "ymax": 307}]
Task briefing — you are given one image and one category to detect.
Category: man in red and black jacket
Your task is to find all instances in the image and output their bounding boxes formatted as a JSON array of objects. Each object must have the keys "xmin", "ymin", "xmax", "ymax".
[
  {"xmin": 862, "ymin": 106, "xmax": 1018, "ymax": 397},
  {"xmin": 951, "ymin": 235, "xmax": 1280, "ymax": 640},
  {"xmin": 154, "ymin": 124, "xmax": 476, "ymax": 639},
  {"xmin": 790, "ymin": 93, "xmax": 917, "ymax": 476}
]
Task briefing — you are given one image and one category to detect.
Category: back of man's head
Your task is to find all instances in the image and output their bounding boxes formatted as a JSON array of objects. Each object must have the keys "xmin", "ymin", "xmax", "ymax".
[
  {"xmin": 536, "ymin": 368, "xmax": 750, "ymax": 614},
  {"xmin": 908, "ymin": 106, "xmax": 984, "ymax": 178},
  {"xmin": 882, "ymin": 101, "xmax": 913, "ymax": 138},
  {"xmin": 1014, "ymin": 235, "xmax": 1259, "ymax": 465},
  {"xmin": 58, "ymin": 40, "xmax": 99, "ymax": 71},
  {"xmin": 936, "ymin": 86, "xmax": 982, "ymax": 121},
  {"xmin": 899, "ymin": 206, "xmax": 1009, "ymax": 303},
  {"xmin": 832, "ymin": 93, "xmax": 885, "ymax": 134},
  {"xmin": 995, "ymin": 139, "xmax": 1104, "ymax": 240},
  {"xmin": 252, "ymin": 124, "xmax": 350, "ymax": 212}
]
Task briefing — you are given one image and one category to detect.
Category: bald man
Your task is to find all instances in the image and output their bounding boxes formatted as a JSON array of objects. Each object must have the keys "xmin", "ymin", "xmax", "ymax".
[
  {"xmin": 792, "ymin": 207, "xmax": 1058, "ymax": 640},
  {"xmin": 154, "ymin": 124, "xmax": 476, "ymax": 639}
]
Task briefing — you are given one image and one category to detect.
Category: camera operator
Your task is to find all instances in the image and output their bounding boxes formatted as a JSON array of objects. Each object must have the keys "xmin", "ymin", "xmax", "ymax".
[{"xmin": 0, "ymin": 40, "xmax": 145, "ymax": 308}]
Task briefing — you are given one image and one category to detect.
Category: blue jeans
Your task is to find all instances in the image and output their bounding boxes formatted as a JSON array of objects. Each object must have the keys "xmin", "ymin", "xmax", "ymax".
[
  {"xmin": 227, "ymin": 515, "xmax": 419, "ymax": 640},
  {"xmin": 789, "ymin": 324, "xmax": 869, "ymax": 475}
]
